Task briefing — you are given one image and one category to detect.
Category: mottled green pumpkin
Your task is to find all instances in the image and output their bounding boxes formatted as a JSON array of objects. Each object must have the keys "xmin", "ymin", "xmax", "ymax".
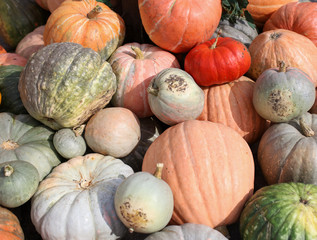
[{"xmin": 18, "ymin": 42, "xmax": 117, "ymax": 130}]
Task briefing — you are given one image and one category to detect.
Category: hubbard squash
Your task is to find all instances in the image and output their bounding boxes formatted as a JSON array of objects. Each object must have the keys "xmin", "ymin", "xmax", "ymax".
[{"xmin": 0, "ymin": 206, "xmax": 24, "ymax": 240}]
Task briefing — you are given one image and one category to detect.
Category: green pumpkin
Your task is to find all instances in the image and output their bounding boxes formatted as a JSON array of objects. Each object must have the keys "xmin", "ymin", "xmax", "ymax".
[
  {"xmin": 240, "ymin": 182, "xmax": 317, "ymax": 239},
  {"xmin": 0, "ymin": 65, "xmax": 27, "ymax": 114},
  {"xmin": 18, "ymin": 42, "xmax": 117, "ymax": 130},
  {"xmin": 0, "ymin": 160, "xmax": 39, "ymax": 208},
  {"xmin": 0, "ymin": 112, "xmax": 61, "ymax": 180},
  {"xmin": 0, "ymin": 0, "xmax": 49, "ymax": 50}
]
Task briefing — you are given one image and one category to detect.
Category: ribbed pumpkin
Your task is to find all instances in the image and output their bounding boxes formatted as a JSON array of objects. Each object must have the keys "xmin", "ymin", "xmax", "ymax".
[
  {"xmin": 247, "ymin": 29, "xmax": 317, "ymax": 86},
  {"xmin": 138, "ymin": 0, "xmax": 222, "ymax": 53},
  {"xmin": 0, "ymin": 206, "xmax": 24, "ymax": 240},
  {"xmin": 18, "ymin": 42, "xmax": 117, "ymax": 130},
  {"xmin": 142, "ymin": 120, "xmax": 254, "ymax": 228},
  {"xmin": 263, "ymin": 2, "xmax": 317, "ymax": 47},
  {"xmin": 108, "ymin": 42, "xmax": 180, "ymax": 118},
  {"xmin": 0, "ymin": 53, "xmax": 27, "ymax": 67},
  {"xmin": 44, "ymin": 0, "xmax": 125, "ymax": 60},
  {"xmin": 35, "ymin": 0, "xmax": 65, "ymax": 12},
  {"xmin": 197, "ymin": 76, "xmax": 269, "ymax": 144}
]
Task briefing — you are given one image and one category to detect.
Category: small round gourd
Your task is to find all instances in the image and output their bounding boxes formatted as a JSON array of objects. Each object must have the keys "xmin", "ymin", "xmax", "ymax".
[
  {"xmin": 53, "ymin": 127, "xmax": 86, "ymax": 159},
  {"xmin": 114, "ymin": 163, "xmax": 174, "ymax": 234},
  {"xmin": 253, "ymin": 61, "xmax": 315, "ymax": 122},
  {"xmin": 0, "ymin": 160, "xmax": 39, "ymax": 208}
]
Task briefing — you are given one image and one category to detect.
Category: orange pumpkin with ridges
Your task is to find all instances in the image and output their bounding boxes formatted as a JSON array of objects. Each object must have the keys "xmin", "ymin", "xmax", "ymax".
[{"xmin": 0, "ymin": 206, "xmax": 24, "ymax": 240}]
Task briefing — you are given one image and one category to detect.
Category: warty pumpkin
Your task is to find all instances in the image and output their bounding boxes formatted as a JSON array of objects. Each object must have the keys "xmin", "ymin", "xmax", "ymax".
[{"xmin": 0, "ymin": 206, "xmax": 24, "ymax": 240}]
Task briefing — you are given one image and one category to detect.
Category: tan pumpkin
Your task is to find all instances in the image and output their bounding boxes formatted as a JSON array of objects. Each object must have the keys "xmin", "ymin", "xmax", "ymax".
[{"xmin": 0, "ymin": 53, "xmax": 27, "ymax": 67}]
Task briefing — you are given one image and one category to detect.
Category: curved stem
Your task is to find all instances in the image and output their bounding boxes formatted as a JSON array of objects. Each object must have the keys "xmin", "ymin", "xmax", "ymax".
[
  {"xmin": 131, "ymin": 46, "xmax": 144, "ymax": 59},
  {"xmin": 4, "ymin": 164, "xmax": 14, "ymax": 177},
  {"xmin": 154, "ymin": 163, "xmax": 164, "ymax": 179},
  {"xmin": 87, "ymin": 5, "xmax": 103, "ymax": 19},
  {"xmin": 299, "ymin": 116, "xmax": 314, "ymax": 137},
  {"xmin": 210, "ymin": 29, "xmax": 222, "ymax": 49}
]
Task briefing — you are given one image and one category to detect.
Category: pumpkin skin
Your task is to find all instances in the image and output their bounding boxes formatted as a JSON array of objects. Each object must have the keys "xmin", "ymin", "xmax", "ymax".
[
  {"xmin": 31, "ymin": 153, "xmax": 134, "ymax": 240},
  {"xmin": 0, "ymin": 206, "xmax": 24, "ymax": 240},
  {"xmin": 263, "ymin": 2, "xmax": 317, "ymax": 47},
  {"xmin": 0, "ymin": 161, "xmax": 39, "ymax": 208},
  {"xmin": 147, "ymin": 68, "xmax": 205, "ymax": 125},
  {"xmin": 15, "ymin": 25, "xmax": 45, "ymax": 60},
  {"xmin": 240, "ymin": 182, "xmax": 317, "ymax": 239},
  {"xmin": 0, "ymin": 53, "xmax": 27, "ymax": 67},
  {"xmin": 44, "ymin": 0, "xmax": 125, "ymax": 61},
  {"xmin": 109, "ymin": 42, "xmax": 180, "ymax": 118},
  {"xmin": 247, "ymin": 29, "xmax": 317, "ymax": 86},
  {"xmin": 253, "ymin": 63, "xmax": 315, "ymax": 123},
  {"xmin": 184, "ymin": 36, "xmax": 251, "ymax": 86},
  {"xmin": 197, "ymin": 76, "xmax": 269, "ymax": 144},
  {"xmin": 142, "ymin": 120, "xmax": 255, "ymax": 228},
  {"xmin": 35, "ymin": 0, "xmax": 65, "ymax": 12},
  {"xmin": 18, "ymin": 42, "xmax": 117, "ymax": 130},
  {"xmin": 0, "ymin": 112, "xmax": 61, "ymax": 180},
  {"xmin": 0, "ymin": 45, "xmax": 6, "ymax": 54},
  {"xmin": 138, "ymin": 0, "xmax": 222, "ymax": 53}
]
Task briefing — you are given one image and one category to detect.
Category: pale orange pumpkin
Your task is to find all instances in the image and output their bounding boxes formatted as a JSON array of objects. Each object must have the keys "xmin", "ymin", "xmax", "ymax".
[
  {"xmin": 142, "ymin": 120, "xmax": 254, "ymax": 228},
  {"xmin": 0, "ymin": 53, "xmax": 27, "ymax": 67},
  {"xmin": 35, "ymin": 0, "xmax": 66, "ymax": 12}
]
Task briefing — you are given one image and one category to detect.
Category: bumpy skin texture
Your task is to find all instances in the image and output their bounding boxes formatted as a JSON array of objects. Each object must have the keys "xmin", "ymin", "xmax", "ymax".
[
  {"xmin": 18, "ymin": 42, "xmax": 117, "ymax": 130},
  {"xmin": 0, "ymin": 206, "xmax": 24, "ymax": 240},
  {"xmin": 240, "ymin": 182, "xmax": 317, "ymax": 240}
]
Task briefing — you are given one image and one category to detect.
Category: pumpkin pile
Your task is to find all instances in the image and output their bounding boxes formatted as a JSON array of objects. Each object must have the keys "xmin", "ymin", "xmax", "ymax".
[{"xmin": 1, "ymin": 0, "xmax": 317, "ymax": 239}]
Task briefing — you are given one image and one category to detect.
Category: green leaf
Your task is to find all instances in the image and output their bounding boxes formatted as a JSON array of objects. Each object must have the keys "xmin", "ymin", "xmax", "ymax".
[{"xmin": 244, "ymin": 11, "xmax": 256, "ymax": 29}]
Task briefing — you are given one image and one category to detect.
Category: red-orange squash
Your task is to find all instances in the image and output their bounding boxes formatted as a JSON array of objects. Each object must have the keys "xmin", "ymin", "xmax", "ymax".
[
  {"xmin": 142, "ymin": 120, "xmax": 254, "ymax": 228},
  {"xmin": 0, "ymin": 53, "xmax": 27, "ymax": 67},
  {"xmin": 263, "ymin": 2, "xmax": 317, "ymax": 47},
  {"xmin": 43, "ymin": 0, "xmax": 125, "ymax": 60},
  {"xmin": 0, "ymin": 206, "xmax": 24, "ymax": 240},
  {"xmin": 197, "ymin": 76, "xmax": 269, "ymax": 144},
  {"xmin": 108, "ymin": 42, "xmax": 180, "ymax": 118},
  {"xmin": 138, "ymin": 0, "xmax": 222, "ymax": 53}
]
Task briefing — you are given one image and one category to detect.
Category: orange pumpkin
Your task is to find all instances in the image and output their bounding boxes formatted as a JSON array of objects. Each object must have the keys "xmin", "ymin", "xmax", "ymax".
[
  {"xmin": 35, "ymin": 0, "xmax": 65, "ymax": 12},
  {"xmin": 0, "ymin": 53, "xmax": 27, "ymax": 67},
  {"xmin": 0, "ymin": 206, "xmax": 24, "ymax": 240},
  {"xmin": 197, "ymin": 76, "xmax": 270, "ymax": 144},
  {"xmin": 247, "ymin": 29, "xmax": 317, "ymax": 86},
  {"xmin": 43, "ymin": 0, "xmax": 125, "ymax": 60},
  {"xmin": 142, "ymin": 120, "xmax": 254, "ymax": 228},
  {"xmin": 263, "ymin": 2, "xmax": 317, "ymax": 47},
  {"xmin": 0, "ymin": 45, "xmax": 6, "ymax": 54}
]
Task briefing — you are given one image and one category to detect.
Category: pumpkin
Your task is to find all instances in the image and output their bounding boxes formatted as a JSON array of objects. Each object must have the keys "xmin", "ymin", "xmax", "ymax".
[
  {"xmin": 246, "ymin": 0, "xmax": 298, "ymax": 29},
  {"xmin": 197, "ymin": 76, "xmax": 269, "ymax": 144},
  {"xmin": 0, "ymin": 206, "xmax": 24, "ymax": 240},
  {"xmin": 15, "ymin": 25, "xmax": 45, "ymax": 60},
  {"xmin": 31, "ymin": 153, "xmax": 134, "ymax": 240},
  {"xmin": 247, "ymin": 29, "xmax": 317, "ymax": 86},
  {"xmin": 142, "ymin": 120, "xmax": 255, "ymax": 228},
  {"xmin": 184, "ymin": 34, "xmax": 251, "ymax": 86},
  {"xmin": 263, "ymin": 2, "xmax": 317, "ymax": 47},
  {"xmin": 115, "ymin": 163, "xmax": 173, "ymax": 234},
  {"xmin": 0, "ymin": 160, "xmax": 39, "ymax": 208},
  {"xmin": 85, "ymin": 107, "xmax": 141, "ymax": 158},
  {"xmin": 0, "ymin": 112, "xmax": 61, "ymax": 180},
  {"xmin": 147, "ymin": 68, "xmax": 205, "ymax": 125},
  {"xmin": 240, "ymin": 182, "xmax": 317, "ymax": 239},
  {"xmin": 35, "ymin": 0, "xmax": 65, "ymax": 12},
  {"xmin": 258, "ymin": 112, "xmax": 317, "ymax": 185},
  {"xmin": 138, "ymin": 0, "xmax": 222, "ymax": 53},
  {"xmin": 109, "ymin": 42, "xmax": 180, "ymax": 118},
  {"xmin": 253, "ymin": 61, "xmax": 316, "ymax": 123},
  {"xmin": 18, "ymin": 42, "xmax": 117, "ymax": 130},
  {"xmin": 0, "ymin": 45, "xmax": 6, "ymax": 54},
  {"xmin": 0, "ymin": 53, "xmax": 27, "ymax": 67},
  {"xmin": 0, "ymin": 0, "xmax": 49, "ymax": 49},
  {"xmin": 0, "ymin": 65, "xmax": 27, "ymax": 114},
  {"xmin": 44, "ymin": 0, "xmax": 125, "ymax": 61}
]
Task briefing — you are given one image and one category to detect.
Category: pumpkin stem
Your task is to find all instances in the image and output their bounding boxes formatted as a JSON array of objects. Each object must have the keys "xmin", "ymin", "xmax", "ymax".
[
  {"xmin": 87, "ymin": 5, "xmax": 103, "ymax": 19},
  {"xmin": 299, "ymin": 116, "xmax": 315, "ymax": 137},
  {"xmin": 147, "ymin": 85, "xmax": 159, "ymax": 96},
  {"xmin": 210, "ymin": 29, "xmax": 222, "ymax": 49},
  {"xmin": 4, "ymin": 164, "xmax": 14, "ymax": 177},
  {"xmin": 154, "ymin": 163, "xmax": 164, "ymax": 179},
  {"xmin": 73, "ymin": 124, "xmax": 86, "ymax": 137},
  {"xmin": 278, "ymin": 61, "xmax": 287, "ymax": 73},
  {"xmin": 1, "ymin": 140, "xmax": 19, "ymax": 150},
  {"xmin": 131, "ymin": 46, "xmax": 144, "ymax": 60}
]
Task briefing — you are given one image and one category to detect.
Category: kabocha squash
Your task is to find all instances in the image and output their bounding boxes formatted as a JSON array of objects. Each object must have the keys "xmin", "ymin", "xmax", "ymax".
[
  {"xmin": 138, "ymin": 0, "xmax": 222, "ymax": 53},
  {"xmin": 43, "ymin": 0, "xmax": 125, "ymax": 61},
  {"xmin": 147, "ymin": 68, "xmax": 204, "ymax": 125},
  {"xmin": 197, "ymin": 76, "xmax": 269, "ymax": 144},
  {"xmin": 247, "ymin": 29, "xmax": 317, "ymax": 86},
  {"xmin": 18, "ymin": 42, "xmax": 117, "ymax": 130},
  {"xmin": 0, "ymin": 161, "xmax": 39, "ymax": 208},
  {"xmin": 0, "ymin": 53, "xmax": 27, "ymax": 67},
  {"xmin": 253, "ymin": 62, "xmax": 315, "ymax": 123},
  {"xmin": 109, "ymin": 42, "xmax": 180, "ymax": 118},
  {"xmin": 0, "ymin": 0, "xmax": 49, "ymax": 50},
  {"xmin": 0, "ymin": 206, "xmax": 24, "ymax": 240},
  {"xmin": 240, "ymin": 182, "xmax": 317, "ymax": 239},
  {"xmin": 31, "ymin": 153, "xmax": 134, "ymax": 240},
  {"xmin": 263, "ymin": 2, "xmax": 317, "ymax": 47},
  {"xmin": 0, "ymin": 112, "xmax": 61, "ymax": 180},
  {"xmin": 115, "ymin": 163, "xmax": 173, "ymax": 234},
  {"xmin": 184, "ymin": 34, "xmax": 251, "ymax": 86},
  {"xmin": 85, "ymin": 107, "xmax": 141, "ymax": 158},
  {"xmin": 142, "ymin": 120, "xmax": 254, "ymax": 228},
  {"xmin": 258, "ymin": 112, "xmax": 317, "ymax": 185}
]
